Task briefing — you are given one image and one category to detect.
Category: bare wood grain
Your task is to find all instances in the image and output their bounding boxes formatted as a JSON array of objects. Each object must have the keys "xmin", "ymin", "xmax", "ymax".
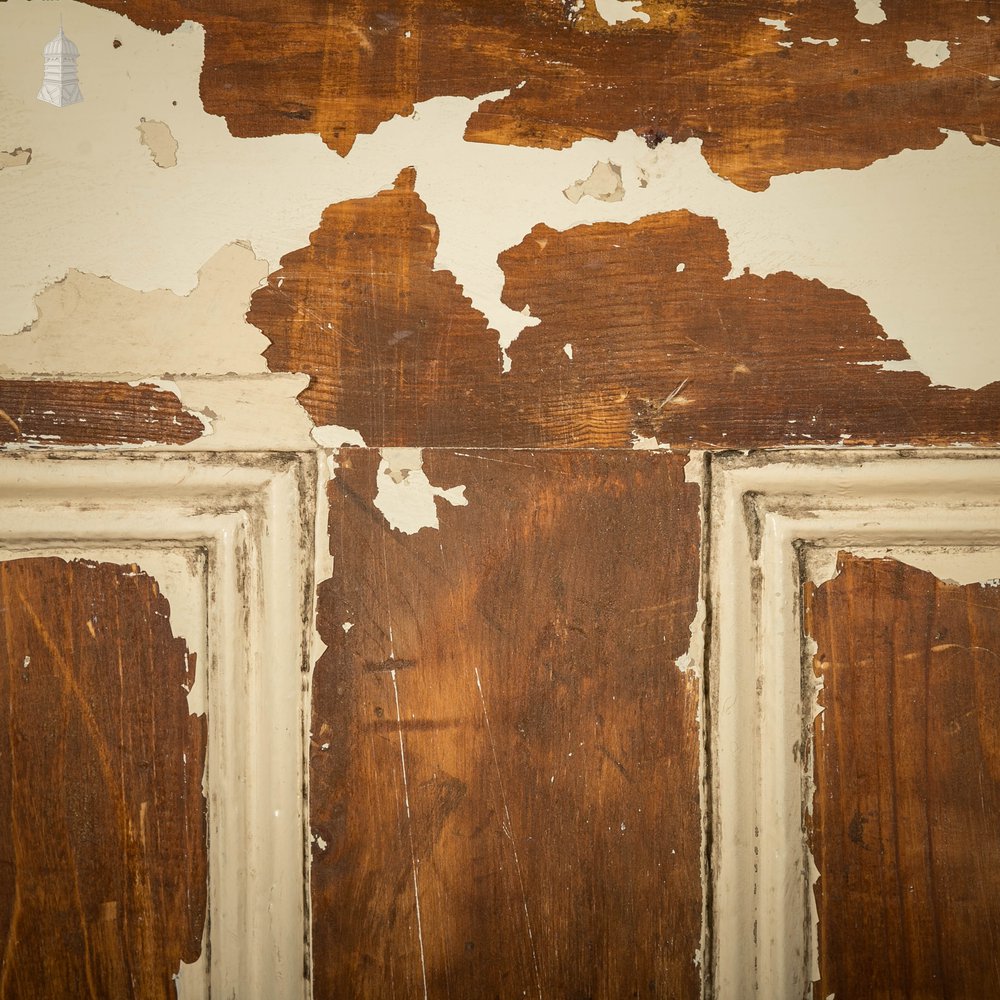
[
  {"xmin": 805, "ymin": 554, "xmax": 1000, "ymax": 998},
  {"xmin": 0, "ymin": 558, "xmax": 207, "ymax": 999},
  {"xmin": 0, "ymin": 381, "xmax": 205, "ymax": 447},
  {"xmin": 310, "ymin": 448, "xmax": 703, "ymax": 998},
  {"xmin": 257, "ymin": 178, "xmax": 1000, "ymax": 449}
]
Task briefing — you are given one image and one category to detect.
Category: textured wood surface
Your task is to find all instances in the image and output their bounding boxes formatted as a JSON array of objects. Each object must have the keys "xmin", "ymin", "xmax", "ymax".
[
  {"xmin": 257, "ymin": 175, "xmax": 1000, "ymax": 448},
  {"xmin": 310, "ymin": 449, "xmax": 703, "ymax": 998},
  {"xmin": 0, "ymin": 558, "xmax": 207, "ymax": 999},
  {"xmin": 0, "ymin": 380, "xmax": 205, "ymax": 447},
  {"xmin": 80, "ymin": 0, "xmax": 998, "ymax": 189},
  {"xmin": 805, "ymin": 554, "xmax": 1000, "ymax": 998}
]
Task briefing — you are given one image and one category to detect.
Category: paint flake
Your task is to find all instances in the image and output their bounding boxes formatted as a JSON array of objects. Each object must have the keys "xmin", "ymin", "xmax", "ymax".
[
  {"xmin": 373, "ymin": 448, "xmax": 468, "ymax": 534},
  {"xmin": 563, "ymin": 160, "xmax": 625, "ymax": 204},
  {"xmin": 853, "ymin": 0, "xmax": 886, "ymax": 25},
  {"xmin": 594, "ymin": 0, "xmax": 650, "ymax": 25},
  {"xmin": 0, "ymin": 147, "xmax": 32, "ymax": 169},
  {"xmin": 906, "ymin": 39, "xmax": 951, "ymax": 68},
  {"xmin": 137, "ymin": 117, "xmax": 179, "ymax": 168}
]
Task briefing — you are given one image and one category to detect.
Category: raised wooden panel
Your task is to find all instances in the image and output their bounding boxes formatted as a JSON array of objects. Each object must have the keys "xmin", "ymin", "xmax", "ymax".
[
  {"xmin": 707, "ymin": 450, "xmax": 1000, "ymax": 1000},
  {"xmin": 0, "ymin": 452, "xmax": 317, "ymax": 999},
  {"xmin": 805, "ymin": 554, "xmax": 1000, "ymax": 999},
  {"xmin": 311, "ymin": 449, "xmax": 704, "ymax": 999},
  {"xmin": 0, "ymin": 556, "xmax": 206, "ymax": 999}
]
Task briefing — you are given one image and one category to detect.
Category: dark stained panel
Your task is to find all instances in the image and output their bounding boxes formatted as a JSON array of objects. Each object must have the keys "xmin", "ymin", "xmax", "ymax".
[
  {"xmin": 257, "ymin": 186, "xmax": 1000, "ymax": 449},
  {"xmin": 805, "ymin": 554, "xmax": 1000, "ymax": 998},
  {"xmin": 310, "ymin": 448, "xmax": 703, "ymax": 998},
  {"xmin": 0, "ymin": 557, "xmax": 208, "ymax": 999},
  {"xmin": 0, "ymin": 380, "xmax": 205, "ymax": 447},
  {"xmin": 79, "ymin": 0, "xmax": 999, "ymax": 190}
]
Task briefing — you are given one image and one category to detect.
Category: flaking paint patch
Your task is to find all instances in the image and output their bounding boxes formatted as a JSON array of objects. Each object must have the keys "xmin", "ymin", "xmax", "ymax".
[
  {"xmin": 165, "ymin": 374, "xmax": 316, "ymax": 450},
  {"xmin": 373, "ymin": 448, "xmax": 468, "ymax": 534},
  {"xmin": 906, "ymin": 39, "xmax": 952, "ymax": 68},
  {"xmin": 137, "ymin": 117, "xmax": 178, "ymax": 168},
  {"xmin": 311, "ymin": 424, "xmax": 368, "ymax": 449},
  {"xmin": 563, "ymin": 160, "xmax": 625, "ymax": 204},
  {"xmin": 681, "ymin": 451, "xmax": 710, "ymax": 978},
  {"xmin": 0, "ymin": 146, "xmax": 31, "ymax": 168},
  {"xmin": 853, "ymin": 0, "xmax": 886, "ymax": 25},
  {"xmin": 2, "ymin": 0, "xmax": 996, "ymax": 399},
  {"xmin": 594, "ymin": 0, "xmax": 650, "ymax": 26},
  {"xmin": 3, "ymin": 243, "xmax": 271, "ymax": 376},
  {"xmin": 408, "ymin": 120, "xmax": 1000, "ymax": 388},
  {"xmin": 806, "ymin": 545, "xmax": 1000, "ymax": 589}
]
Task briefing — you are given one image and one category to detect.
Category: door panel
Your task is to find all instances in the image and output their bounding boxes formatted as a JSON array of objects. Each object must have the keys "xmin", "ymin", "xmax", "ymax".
[
  {"xmin": 0, "ymin": 557, "xmax": 206, "ymax": 999},
  {"xmin": 311, "ymin": 449, "xmax": 704, "ymax": 999}
]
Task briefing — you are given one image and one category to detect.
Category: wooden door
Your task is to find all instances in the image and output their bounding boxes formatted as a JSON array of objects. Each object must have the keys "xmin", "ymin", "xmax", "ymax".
[{"xmin": 2, "ymin": 1, "xmax": 1000, "ymax": 998}]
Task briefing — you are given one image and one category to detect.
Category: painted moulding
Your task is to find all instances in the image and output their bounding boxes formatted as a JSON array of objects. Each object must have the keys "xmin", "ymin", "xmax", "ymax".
[
  {"xmin": 706, "ymin": 449, "xmax": 1000, "ymax": 1000},
  {"xmin": 0, "ymin": 450, "xmax": 318, "ymax": 999}
]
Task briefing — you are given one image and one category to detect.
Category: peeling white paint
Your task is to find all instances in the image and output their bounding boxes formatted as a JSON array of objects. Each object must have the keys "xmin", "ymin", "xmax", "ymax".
[
  {"xmin": 906, "ymin": 39, "xmax": 952, "ymax": 68},
  {"xmin": 137, "ymin": 117, "xmax": 178, "ymax": 168},
  {"xmin": 801, "ymin": 36, "xmax": 839, "ymax": 46},
  {"xmin": 311, "ymin": 424, "xmax": 368, "ymax": 449},
  {"xmin": 563, "ymin": 160, "xmax": 625, "ymax": 204},
  {"xmin": 806, "ymin": 545, "xmax": 1000, "ymax": 589},
  {"xmin": 373, "ymin": 448, "xmax": 469, "ymax": 534},
  {"xmin": 759, "ymin": 17, "xmax": 790, "ymax": 31},
  {"xmin": 2, "ymin": 0, "xmax": 998, "ymax": 408},
  {"xmin": 630, "ymin": 432, "xmax": 671, "ymax": 450},
  {"xmin": 853, "ymin": 0, "xmax": 886, "ymax": 25},
  {"xmin": 165, "ymin": 374, "xmax": 316, "ymax": 450},
  {"xmin": 594, "ymin": 0, "xmax": 650, "ymax": 25},
  {"xmin": 2, "ymin": 243, "xmax": 271, "ymax": 376},
  {"xmin": 0, "ymin": 146, "xmax": 32, "ymax": 168},
  {"xmin": 563, "ymin": 343, "xmax": 573, "ymax": 360}
]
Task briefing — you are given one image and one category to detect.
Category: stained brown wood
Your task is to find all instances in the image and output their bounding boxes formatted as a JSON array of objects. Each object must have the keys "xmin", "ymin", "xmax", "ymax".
[
  {"xmin": 310, "ymin": 448, "xmax": 703, "ymax": 998},
  {"xmin": 257, "ymin": 180, "xmax": 1000, "ymax": 448},
  {"xmin": 80, "ymin": 0, "xmax": 998, "ymax": 190},
  {"xmin": 0, "ymin": 380, "xmax": 205, "ymax": 447},
  {"xmin": 0, "ymin": 557, "xmax": 207, "ymax": 999},
  {"xmin": 805, "ymin": 554, "xmax": 1000, "ymax": 998}
]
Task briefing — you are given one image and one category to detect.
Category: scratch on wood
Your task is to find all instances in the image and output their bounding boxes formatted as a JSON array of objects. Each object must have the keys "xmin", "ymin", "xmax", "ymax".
[
  {"xmin": 474, "ymin": 666, "xmax": 543, "ymax": 1000},
  {"xmin": 390, "ymin": 667, "xmax": 429, "ymax": 1000}
]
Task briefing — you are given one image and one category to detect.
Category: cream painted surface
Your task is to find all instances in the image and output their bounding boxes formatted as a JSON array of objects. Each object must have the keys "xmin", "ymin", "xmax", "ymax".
[
  {"xmin": 3, "ymin": 0, "xmax": 999, "ymax": 403},
  {"xmin": 853, "ymin": 0, "xmax": 887, "ymax": 26},
  {"xmin": 594, "ymin": 0, "xmax": 650, "ymax": 26},
  {"xmin": 805, "ymin": 544, "xmax": 1000, "ymax": 588},
  {"xmin": 373, "ymin": 447, "xmax": 469, "ymax": 534},
  {"xmin": 1, "ymin": 243, "xmax": 270, "ymax": 375},
  {"xmin": 165, "ymin": 374, "xmax": 317, "ymax": 449},
  {"xmin": 906, "ymin": 39, "xmax": 952, "ymax": 68}
]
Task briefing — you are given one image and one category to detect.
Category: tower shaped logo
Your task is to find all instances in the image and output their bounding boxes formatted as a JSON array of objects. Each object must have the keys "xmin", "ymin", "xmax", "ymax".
[{"xmin": 38, "ymin": 27, "xmax": 83, "ymax": 107}]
